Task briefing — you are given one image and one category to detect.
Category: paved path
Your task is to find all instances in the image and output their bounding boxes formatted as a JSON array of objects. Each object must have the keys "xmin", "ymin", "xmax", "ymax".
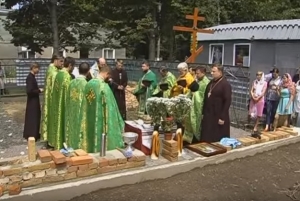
[{"xmin": 69, "ymin": 143, "xmax": 300, "ymax": 201}]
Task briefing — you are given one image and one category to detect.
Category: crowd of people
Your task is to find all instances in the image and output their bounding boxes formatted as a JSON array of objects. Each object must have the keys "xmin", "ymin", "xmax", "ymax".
[
  {"xmin": 23, "ymin": 56, "xmax": 234, "ymax": 153},
  {"xmin": 22, "ymin": 54, "xmax": 300, "ymax": 154},
  {"xmin": 23, "ymin": 56, "xmax": 127, "ymax": 153},
  {"xmin": 249, "ymin": 67, "xmax": 300, "ymax": 137},
  {"xmin": 133, "ymin": 61, "xmax": 232, "ymax": 144}
]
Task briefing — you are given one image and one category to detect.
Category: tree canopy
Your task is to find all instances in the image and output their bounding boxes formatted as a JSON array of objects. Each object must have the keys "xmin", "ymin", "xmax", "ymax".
[{"xmin": 2, "ymin": 0, "xmax": 300, "ymax": 59}]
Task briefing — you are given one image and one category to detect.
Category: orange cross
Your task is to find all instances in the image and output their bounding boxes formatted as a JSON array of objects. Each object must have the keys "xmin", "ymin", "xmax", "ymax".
[{"xmin": 173, "ymin": 8, "xmax": 214, "ymax": 63}]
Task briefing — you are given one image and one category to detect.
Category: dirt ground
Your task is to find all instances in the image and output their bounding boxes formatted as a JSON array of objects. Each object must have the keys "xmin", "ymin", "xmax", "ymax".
[{"xmin": 69, "ymin": 142, "xmax": 300, "ymax": 201}]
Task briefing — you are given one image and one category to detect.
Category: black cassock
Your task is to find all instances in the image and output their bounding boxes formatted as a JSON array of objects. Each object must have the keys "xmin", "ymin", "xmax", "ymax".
[
  {"xmin": 200, "ymin": 77, "xmax": 232, "ymax": 143},
  {"xmin": 110, "ymin": 68, "xmax": 128, "ymax": 120},
  {"xmin": 23, "ymin": 73, "xmax": 41, "ymax": 141}
]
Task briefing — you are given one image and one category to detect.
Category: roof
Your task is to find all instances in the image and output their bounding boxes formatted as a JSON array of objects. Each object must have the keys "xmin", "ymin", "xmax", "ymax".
[{"xmin": 197, "ymin": 19, "xmax": 300, "ymax": 41}]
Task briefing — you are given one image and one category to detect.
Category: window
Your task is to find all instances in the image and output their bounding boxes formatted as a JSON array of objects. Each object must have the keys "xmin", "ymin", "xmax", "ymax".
[
  {"xmin": 102, "ymin": 48, "xmax": 115, "ymax": 59},
  {"xmin": 18, "ymin": 47, "xmax": 36, "ymax": 58},
  {"xmin": 233, "ymin": 43, "xmax": 251, "ymax": 67},
  {"xmin": 209, "ymin": 44, "xmax": 224, "ymax": 65},
  {"xmin": 51, "ymin": 48, "xmax": 66, "ymax": 57}
]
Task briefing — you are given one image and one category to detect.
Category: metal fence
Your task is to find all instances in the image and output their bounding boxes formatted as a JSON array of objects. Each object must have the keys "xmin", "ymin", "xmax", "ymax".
[{"xmin": 0, "ymin": 58, "xmax": 251, "ymax": 126}]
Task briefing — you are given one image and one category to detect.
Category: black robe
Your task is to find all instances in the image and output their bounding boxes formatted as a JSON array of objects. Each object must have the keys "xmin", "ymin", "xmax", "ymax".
[
  {"xmin": 200, "ymin": 76, "xmax": 232, "ymax": 143},
  {"xmin": 23, "ymin": 73, "xmax": 41, "ymax": 140},
  {"xmin": 110, "ymin": 68, "xmax": 128, "ymax": 120}
]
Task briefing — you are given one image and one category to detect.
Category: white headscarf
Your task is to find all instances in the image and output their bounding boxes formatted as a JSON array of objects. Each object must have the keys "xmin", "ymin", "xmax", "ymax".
[{"xmin": 177, "ymin": 62, "xmax": 188, "ymax": 70}]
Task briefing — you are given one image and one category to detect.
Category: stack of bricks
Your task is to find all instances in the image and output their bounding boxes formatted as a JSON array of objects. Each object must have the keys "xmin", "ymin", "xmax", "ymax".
[
  {"xmin": 237, "ymin": 126, "xmax": 298, "ymax": 147},
  {"xmin": 0, "ymin": 149, "xmax": 146, "ymax": 197},
  {"xmin": 161, "ymin": 140, "xmax": 178, "ymax": 162}
]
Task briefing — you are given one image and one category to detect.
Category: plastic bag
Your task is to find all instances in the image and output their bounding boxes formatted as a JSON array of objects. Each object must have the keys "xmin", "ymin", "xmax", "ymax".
[{"xmin": 250, "ymin": 104, "xmax": 257, "ymax": 119}]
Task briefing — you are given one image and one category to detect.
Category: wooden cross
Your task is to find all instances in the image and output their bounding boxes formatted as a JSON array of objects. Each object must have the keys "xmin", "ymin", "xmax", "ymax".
[{"xmin": 173, "ymin": 8, "xmax": 214, "ymax": 63}]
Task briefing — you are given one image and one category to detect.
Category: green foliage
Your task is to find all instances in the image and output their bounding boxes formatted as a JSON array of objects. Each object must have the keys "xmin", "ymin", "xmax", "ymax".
[
  {"xmin": 2, "ymin": 0, "xmax": 104, "ymax": 54},
  {"xmin": 1, "ymin": 0, "xmax": 300, "ymax": 59}
]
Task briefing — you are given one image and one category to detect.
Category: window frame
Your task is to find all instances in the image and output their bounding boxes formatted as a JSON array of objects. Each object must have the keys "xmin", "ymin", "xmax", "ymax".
[
  {"xmin": 19, "ymin": 46, "xmax": 36, "ymax": 58},
  {"xmin": 208, "ymin": 43, "xmax": 225, "ymax": 65},
  {"xmin": 51, "ymin": 48, "xmax": 66, "ymax": 57},
  {"xmin": 233, "ymin": 43, "xmax": 251, "ymax": 67},
  {"xmin": 102, "ymin": 48, "xmax": 115, "ymax": 59}
]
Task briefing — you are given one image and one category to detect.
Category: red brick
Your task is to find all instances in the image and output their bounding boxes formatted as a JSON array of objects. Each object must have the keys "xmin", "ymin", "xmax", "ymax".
[
  {"xmin": 98, "ymin": 158, "xmax": 109, "ymax": 167},
  {"xmin": 50, "ymin": 151, "xmax": 66, "ymax": 164},
  {"xmin": 74, "ymin": 149, "xmax": 88, "ymax": 156},
  {"xmin": 8, "ymin": 184, "xmax": 22, "ymax": 196},
  {"xmin": 66, "ymin": 157, "xmax": 72, "ymax": 166},
  {"xmin": 70, "ymin": 156, "xmax": 93, "ymax": 166},
  {"xmin": 38, "ymin": 150, "xmax": 52, "ymax": 163}
]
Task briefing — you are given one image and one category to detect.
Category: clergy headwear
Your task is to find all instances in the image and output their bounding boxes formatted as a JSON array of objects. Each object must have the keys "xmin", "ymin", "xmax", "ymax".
[{"xmin": 177, "ymin": 62, "xmax": 188, "ymax": 70}]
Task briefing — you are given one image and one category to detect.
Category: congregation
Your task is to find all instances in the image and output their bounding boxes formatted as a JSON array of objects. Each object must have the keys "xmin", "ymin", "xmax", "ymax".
[
  {"xmin": 23, "ymin": 54, "xmax": 300, "ymax": 154},
  {"xmin": 22, "ymin": 56, "xmax": 233, "ymax": 153}
]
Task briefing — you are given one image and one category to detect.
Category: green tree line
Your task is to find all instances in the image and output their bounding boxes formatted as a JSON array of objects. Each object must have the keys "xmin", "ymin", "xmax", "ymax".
[{"xmin": 2, "ymin": 0, "xmax": 300, "ymax": 60}]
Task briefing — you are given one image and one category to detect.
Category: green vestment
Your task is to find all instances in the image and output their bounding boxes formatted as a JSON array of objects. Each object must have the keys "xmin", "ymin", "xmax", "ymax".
[
  {"xmin": 65, "ymin": 75, "xmax": 87, "ymax": 149},
  {"xmin": 79, "ymin": 78, "xmax": 124, "ymax": 153},
  {"xmin": 184, "ymin": 76, "xmax": 210, "ymax": 143},
  {"xmin": 152, "ymin": 72, "xmax": 176, "ymax": 98},
  {"xmin": 41, "ymin": 63, "xmax": 59, "ymax": 141},
  {"xmin": 133, "ymin": 70, "xmax": 157, "ymax": 114},
  {"xmin": 48, "ymin": 68, "xmax": 72, "ymax": 149}
]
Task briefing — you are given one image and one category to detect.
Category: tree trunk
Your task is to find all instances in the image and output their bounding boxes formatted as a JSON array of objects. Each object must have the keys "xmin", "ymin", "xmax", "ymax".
[
  {"xmin": 50, "ymin": 0, "xmax": 59, "ymax": 55},
  {"xmin": 148, "ymin": 32, "xmax": 156, "ymax": 61},
  {"xmin": 148, "ymin": 8, "xmax": 156, "ymax": 61}
]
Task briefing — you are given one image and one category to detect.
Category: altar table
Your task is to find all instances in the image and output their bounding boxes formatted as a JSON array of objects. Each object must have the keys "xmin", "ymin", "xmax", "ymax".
[{"xmin": 124, "ymin": 121, "xmax": 177, "ymax": 155}]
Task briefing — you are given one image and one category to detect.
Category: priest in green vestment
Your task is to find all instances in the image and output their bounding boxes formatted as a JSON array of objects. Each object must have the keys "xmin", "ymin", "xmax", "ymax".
[
  {"xmin": 133, "ymin": 61, "xmax": 157, "ymax": 114},
  {"xmin": 184, "ymin": 66, "xmax": 210, "ymax": 143},
  {"xmin": 152, "ymin": 67, "xmax": 176, "ymax": 98},
  {"xmin": 79, "ymin": 65, "xmax": 124, "ymax": 153},
  {"xmin": 48, "ymin": 57, "xmax": 75, "ymax": 149},
  {"xmin": 65, "ymin": 62, "xmax": 90, "ymax": 149},
  {"xmin": 40, "ymin": 55, "xmax": 63, "ymax": 141}
]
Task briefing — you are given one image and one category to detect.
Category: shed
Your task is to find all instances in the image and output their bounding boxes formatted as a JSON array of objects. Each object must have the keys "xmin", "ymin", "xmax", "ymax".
[{"xmin": 196, "ymin": 19, "xmax": 300, "ymax": 79}]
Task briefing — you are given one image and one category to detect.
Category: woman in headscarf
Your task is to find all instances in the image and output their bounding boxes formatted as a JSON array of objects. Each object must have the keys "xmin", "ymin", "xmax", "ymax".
[
  {"xmin": 273, "ymin": 73, "xmax": 295, "ymax": 131},
  {"xmin": 248, "ymin": 71, "xmax": 267, "ymax": 137}
]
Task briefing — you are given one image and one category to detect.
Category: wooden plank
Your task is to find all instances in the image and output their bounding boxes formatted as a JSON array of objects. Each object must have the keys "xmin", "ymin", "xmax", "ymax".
[
  {"xmin": 278, "ymin": 128, "xmax": 298, "ymax": 136},
  {"xmin": 281, "ymin": 126, "xmax": 293, "ymax": 131},
  {"xmin": 212, "ymin": 142, "xmax": 232, "ymax": 151},
  {"xmin": 173, "ymin": 26, "xmax": 194, "ymax": 32},
  {"xmin": 237, "ymin": 138, "xmax": 252, "ymax": 146},
  {"xmin": 185, "ymin": 15, "xmax": 205, "ymax": 21},
  {"xmin": 245, "ymin": 137, "xmax": 259, "ymax": 144}
]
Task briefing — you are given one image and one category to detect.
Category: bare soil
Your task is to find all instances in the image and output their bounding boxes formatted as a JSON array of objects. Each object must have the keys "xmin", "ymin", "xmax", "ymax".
[{"xmin": 69, "ymin": 142, "xmax": 300, "ymax": 201}]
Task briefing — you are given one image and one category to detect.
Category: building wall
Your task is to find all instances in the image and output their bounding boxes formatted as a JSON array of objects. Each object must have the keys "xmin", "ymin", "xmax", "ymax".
[
  {"xmin": 196, "ymin": 40, "xmax": 251, "ymax": 65},
  {"xmin": 196, "ymin": 40, "xmax": 300, "ymax": 81}
]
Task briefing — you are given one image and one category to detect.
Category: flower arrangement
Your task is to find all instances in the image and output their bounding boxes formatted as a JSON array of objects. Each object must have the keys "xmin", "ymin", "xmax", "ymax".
[
  {"xmin": 171, "ymin": 94, "xmax": 192, "ymax": 123},
  {"xmin": 146, "ymin": 95, "xmax": 192, "ymax": 129}
]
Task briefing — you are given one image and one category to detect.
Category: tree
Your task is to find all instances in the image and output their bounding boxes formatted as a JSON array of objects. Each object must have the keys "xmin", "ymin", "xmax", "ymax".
[{"xmin": 2, "ymin": 0, "xmax": 104, "ymax": 55}]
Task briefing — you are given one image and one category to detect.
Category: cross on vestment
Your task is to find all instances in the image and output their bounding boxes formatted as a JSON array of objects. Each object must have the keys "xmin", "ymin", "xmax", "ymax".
[{"xmin": 173, "ymin": 7, "xmax": 214, "ymax": 63}]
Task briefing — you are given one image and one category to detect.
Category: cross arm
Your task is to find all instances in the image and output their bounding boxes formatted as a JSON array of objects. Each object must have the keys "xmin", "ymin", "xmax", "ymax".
[
  {"xmin": 173, "ymin": 26, "xmax": 214, "ymax": 34},
  {"xmin": 185, "ymin": 15, "xmax": 205, "ymax": 21}
]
